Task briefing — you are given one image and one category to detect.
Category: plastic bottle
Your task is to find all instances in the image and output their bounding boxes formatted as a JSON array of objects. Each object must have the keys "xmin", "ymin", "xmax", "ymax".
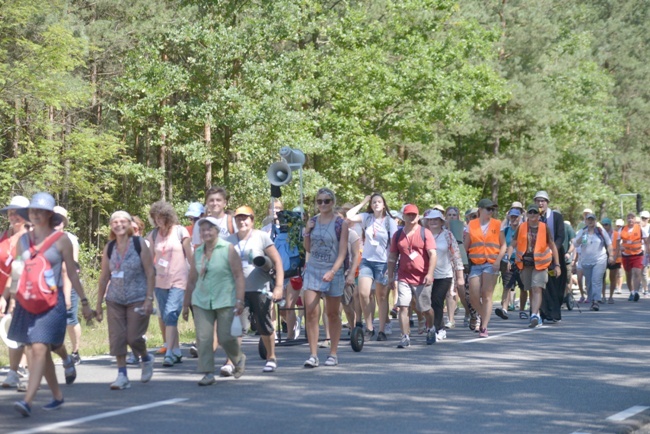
[
  {"xmin": 134, "ymin": 307, "xmax": 158, "ymax": 315},
  {"xmin": 43, "ymin": 269, "xmax": 57, "ymax": 290}
]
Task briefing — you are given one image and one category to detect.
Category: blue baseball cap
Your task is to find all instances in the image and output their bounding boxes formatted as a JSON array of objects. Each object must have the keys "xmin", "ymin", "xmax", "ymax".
[
  {"xmin": 185, "ymin": 202, "xmax": 205, "ymax": 218},
  {"xmin": 508, "ymin": 208, "xmax": 522, "ymax": 217}
]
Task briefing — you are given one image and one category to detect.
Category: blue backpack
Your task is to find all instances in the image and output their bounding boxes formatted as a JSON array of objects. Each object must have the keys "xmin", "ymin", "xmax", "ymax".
[{"xmin": 272, "ymin": 211, "xmax": 305, "ymax": 278}]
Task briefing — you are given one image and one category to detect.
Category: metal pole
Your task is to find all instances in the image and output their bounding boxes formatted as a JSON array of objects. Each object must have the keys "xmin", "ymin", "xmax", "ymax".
[{"xmin": 299, "ymin": 167, "xmax": 304, "ymax": 217}]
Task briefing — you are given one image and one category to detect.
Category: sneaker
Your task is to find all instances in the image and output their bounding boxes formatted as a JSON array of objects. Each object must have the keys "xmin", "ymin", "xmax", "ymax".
[
  {"xmin": 126, "ymin": 353, "xmax": 140, "ymax": 365},
  {"xmin": 155, "ymin": 345, "xmax": 168, "ymax": 355},
  {"xmin": 384, "ymin": 322, "xmax": 393, "ymax": 335},
  {"xmin": 507, "ymin": 303, "xmax": 516, "ymax": 312},
  {"xmin": 198, "ymin": 373, "xmax": 216, "ymax": 386},
  {"xmin": 397, "ymin": 334, "xmax": 410, "ymax": 348},
  {"xmin": 233, "ymin": 354, "xmax": 246, "ymax": 378},
  {"xmin": 436, "ymin": 329, "xmax": 447, "ymax": 341},
  {"xmin": 478, "ymin": 328, "xmax": 488, "ymax": 338},
  {"xmin": 444, "ymin": 321, "xmax": 455, "ymax": 329},
  {"xmin": 14, "ymin": 400, "xmax": 31, "ymax": 417},
  {"xmin": 17, "ymin": 381, "xmax": 27, "ymax": 392},
  {"xmin": 71, "ymin": 351, "xmax": 81, "ymax": 366},
  {"xmin": 304, "ymin": 355, "xmax": 319, "ymax": 368},
  {"xmin": 608, "ymin": 296, "xmax": 615, "ymax": 304},
  {"xmin": 162, "ymin": 356, "xmax": 174, "ymax": 367},
  {"xmin": 2, "ymin": 370, "xmax": 20, "ymax": 388},
  {"xmin": 519, "ymin": 311, "xmax": 529, "ymax": 319},
  {"xmin": 463, "ymin": 315, "xmax": 470, "ymax": 328},
  {"xmin": 579, "ymin": 296, "xmax": 586, "ymax": 304},
  {"xmin": 63, "ymin": 357, "xmax": 77, "ymax": 385},
  {"xmin": 294, "ymin": 318, "xmax": 302, "ymax": 339},
  {"xmin": 189, "ymin": 345, "xmax": 199, "ymax": 358},
  {"xmin": 140, "ymin": 358, "xmax": 154, "ymax": 383},
  {"xmin": 634, "ymin": 291, "xmax": 640, "ymax": 302},
  {"xmin": 324, "ymin": 355, "xmax": 338, "ymax": 366},
  {"xmin": 365, "ymin": 329, "xmax": 375, "ymax": 339},
  {"xmin": 318, "ymin": 339, "xmax": 331, "ymax": 348},
  {"xmin": 628, "ymin": 293, "xmax": 634, "ymax": 301},
  {"xmin": 426, "ymin": 328, "xmax": 437, "ymax": 345},
  {"xmin": 263, "ymin": 359, "xmax": 277, "ymax": 373},
  {"xmin": 220, "ymin": 363, "xmax": 234, "ymax": 377},
  {"xmin": 591, "ymin": 302, "xmax": 599, "ymax": 311},
  {"xmin": 377, "ymin": 331, "xmax": 387, "ymax": 341},
  {"xmin": 390, "ymin": 307, "xmax": 398, "ymax": 318},
  {"xmin": 615, "ymin": 288, "xmax": 622, "ymax": 294},
  {"xmin": 529, "ymin": 315, "xmax": 540, "ymax": 328},
  {"xmin": 495, "ymin": 308, "xmax": 508, "ymax": 320},
  {"xmin": 110, "ymin": 373, "xmax": 131, "ymax": 390},
  {"xmin": 42, "ymin": 398, "xmax": 64, "ymax": 411},
  {"xmin": 16, "ymin": 366, "xmax": 28, "ymax": 378}
]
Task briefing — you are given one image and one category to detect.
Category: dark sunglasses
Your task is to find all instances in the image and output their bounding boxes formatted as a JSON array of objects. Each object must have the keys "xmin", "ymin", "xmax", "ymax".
[
  {"xmin": 316, "ymin": 199, "xmax": 332, "ymax": 205},
  {"xmin": 527, "ymin": 210, "xmax": 539, "ymax": 215},
  {"xmin": 485, "ymin": 208, "xmax": 495, "ymax": 212}
]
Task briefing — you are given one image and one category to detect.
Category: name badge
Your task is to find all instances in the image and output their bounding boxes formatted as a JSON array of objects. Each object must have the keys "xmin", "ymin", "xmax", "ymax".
[
  {"xmin": 158, "ymin": 258, "xmax": 169, "ymax": 268},
  {"xmin": 408, "ymin": 251, "xmax": 419, "ymax": 261},
  {"xmin": 111, "ymin": 270, "xmax": 124, "ymax": 279}
]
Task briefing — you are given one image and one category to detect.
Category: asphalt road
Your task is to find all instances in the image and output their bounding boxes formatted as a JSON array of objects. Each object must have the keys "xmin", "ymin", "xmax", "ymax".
[{"xmin": 1, "ymin": 290, "xmax": 649, "ymax": 434}]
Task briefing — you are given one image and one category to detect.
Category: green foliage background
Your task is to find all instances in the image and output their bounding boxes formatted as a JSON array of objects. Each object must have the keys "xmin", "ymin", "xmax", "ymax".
[{"xmin": 1, "ymin": 0, "xmax": 648, "ymax": 244}]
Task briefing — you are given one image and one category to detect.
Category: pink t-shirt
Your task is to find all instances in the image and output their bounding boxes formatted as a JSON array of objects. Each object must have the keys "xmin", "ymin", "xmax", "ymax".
[
  {"xmin": 148, "ymin": 225, "xmax": 190, "ymax": 290},
  {"xmin": 390, "ymin": 224, "xmax": 436, "ymax": 285}
]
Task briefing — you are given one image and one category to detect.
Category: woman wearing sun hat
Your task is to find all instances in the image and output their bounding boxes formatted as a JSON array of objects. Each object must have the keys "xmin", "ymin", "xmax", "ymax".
[{"xmin": 9, "ymin": 193, "xmax": 93, "ymax": 417}]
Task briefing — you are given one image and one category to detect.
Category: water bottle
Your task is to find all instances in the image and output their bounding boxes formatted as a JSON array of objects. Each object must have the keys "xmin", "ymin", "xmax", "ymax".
[
  {"xmin": 261, "ymin": 289, "xmax": 285, "ymax": 307},
  {"xmin": 134, "ymin": 307, "xmax": 158, "ymax": 315},
  {"xmin": 581, "ymin": 232, "xmax": 588, "ymax": 245},
  {"xmin": 43, "ymin": 269, "xmax": 57, "ymax": 290}
]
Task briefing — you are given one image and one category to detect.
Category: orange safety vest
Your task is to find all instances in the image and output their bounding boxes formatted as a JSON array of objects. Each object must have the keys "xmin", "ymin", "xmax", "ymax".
[
  {"xmin": 611, "ymin": 230, "xmax": 622, "ymax": 264},
  {"xmin": 467, "ymin": 218, "xmax": 502, "ymax": 265},
  {"xmin": 620, "ymin": 224, "xmax": 643, "ymax": 256},
  {"xmin": 515, "ymin": 222, "xmax": 552, "ymax": 270}
]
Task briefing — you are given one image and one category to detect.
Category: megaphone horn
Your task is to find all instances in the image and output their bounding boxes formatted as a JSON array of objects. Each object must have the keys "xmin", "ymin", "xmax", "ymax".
[{"xmin": 267, "ymin": 161, "xmax": 292, "ymax": 186}]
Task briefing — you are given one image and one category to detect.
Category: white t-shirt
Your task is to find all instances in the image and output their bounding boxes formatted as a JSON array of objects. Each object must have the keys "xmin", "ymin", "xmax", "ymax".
[
  {"xmin": 359, "ymin": 213, "xmax": 398, "ymax": 263},
  {"xmin": 191, "ymin": 214, "xmax": 237, "ymax": 245}
]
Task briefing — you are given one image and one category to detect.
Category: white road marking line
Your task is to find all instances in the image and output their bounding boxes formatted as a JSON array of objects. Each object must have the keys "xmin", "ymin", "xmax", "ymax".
[
  {"xmin": 459, "ymin": 326, "xmax": 546, "ymax": 343},
  {"xmin": 13, "ymin": 397, "xmax": 189, "ymax": 434},
  {"xmin": 606, "ymin": 405, "xmax": 649, "ymax": 421}
]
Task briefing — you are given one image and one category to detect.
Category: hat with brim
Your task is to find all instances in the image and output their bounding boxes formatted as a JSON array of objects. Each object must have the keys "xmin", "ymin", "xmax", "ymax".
[
  {"xmin": 527, "ymin": 204, "xmax": 540, "ymax": 213},
  {"xmin": 53, "ymin": 206, "xmax": 69, "ymax": 226},
  {"xmin": 508, "ymin": 208, "xmax": 522, "ymax": 217},
  {"xmin": 197, "ymin": 216, "xmax": 222, "ymax": 228},
  {"xmin": 17, "ymin": 192, "xmax": 56, "ymax": 222},
  {"xmin": 601, "ymin": 217, "xmax": 612, "ymax": 225},
  {"xmin": 234, "ymin": 206, "xmax": 255, "ymax": 217},
  {"xmin": 585, "ymin": 213, "xmax": 596, "ymax": 220},
  {"xmin": 534, "ymin": 191, "xmax": 550, "ymax": 202},
  {"xmin": 511, "ymin": 201, "xmax": 524, "ymax": 210},
  {"xmin": 403, "ymin": 204, "xmax": 419, "ymax": 215},
  {"xmin": 477, "ymin": 198, "xmax": 497, "ymax": 209},
  {"xmin": 423, "ymin": 209, "xmax": 445, "ymax": 221},
  {"xmin": 0, "ymin": 196, "xmax": 29, "ymax": 215},
  {"xmin": 185, "ymin": 202, "xmax": 205, "ymax": 218},
  {"xmin": 615, "ymin": 219, "xmax": 624, "ymax": 227}
]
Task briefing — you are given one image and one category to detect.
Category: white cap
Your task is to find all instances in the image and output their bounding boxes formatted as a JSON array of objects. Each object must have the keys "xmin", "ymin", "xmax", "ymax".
[
  {"xmin": 422, "ymin": 209, "xmax": 445, "ymax": 221},
  {"xmin": 583, "ymin": 208, "xmax": 593, "ymax": 214},
  {"xmin": 616, "ymin": 219, "xmax": 624, "ymax": 226},
  {"xmin": 640, "ymin": 210, "xmax": 650, "ymax": 219}
]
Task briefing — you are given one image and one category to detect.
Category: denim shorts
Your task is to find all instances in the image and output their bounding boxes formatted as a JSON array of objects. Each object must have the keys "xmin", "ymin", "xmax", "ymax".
[
  {"xmin": 66, "ymin": 289, "xmax": 79, "ymax": 326},
  {"xmin": 155, "ymin": 287, "xmax": 185, "ymax": 326},
  {"xmin": 358, "ymin": 259, "xmax": 388, "ymax": 285},
  {"xmin": 469, "ymin": 262, "xmax": 499, "ymax": 279}
]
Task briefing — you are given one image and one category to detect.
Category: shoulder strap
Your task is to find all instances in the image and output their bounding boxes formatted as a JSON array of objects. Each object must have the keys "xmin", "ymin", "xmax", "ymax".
[
  {"xmin": 176, "ymin": 225, "xmax": 184, "ymax": 242},
  {"xmin": 227, "ymin": 215, "xmax": 235, "ymax": 234},
  {"xmin": 107, "ymin": 240, "xmax": 116, "ymax": 259},
  {"xmin": 335, "ymin": 216, "xmax": 344, "ymax": 241},
  {"xmin": 32, "ymin": 231, "xmax": 64, "ymax": 257},
  {"xmin": 134, "ymin": 236, "xmax": 142, "ymax": 256}
]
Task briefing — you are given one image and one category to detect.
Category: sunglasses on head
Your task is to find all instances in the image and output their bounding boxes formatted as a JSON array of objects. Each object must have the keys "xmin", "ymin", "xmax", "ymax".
[{"xmin": 316, "ymin": 199, "xmax": 332, "ymax": 205}]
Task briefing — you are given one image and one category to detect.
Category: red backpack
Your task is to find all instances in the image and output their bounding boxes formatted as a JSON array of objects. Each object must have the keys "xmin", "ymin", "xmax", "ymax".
[{"xmin": 16, "ymin": 232, "xmax": 64, "ymax": 315}]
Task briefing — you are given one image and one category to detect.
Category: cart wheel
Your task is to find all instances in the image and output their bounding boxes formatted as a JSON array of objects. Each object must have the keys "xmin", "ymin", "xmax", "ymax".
[
  {"xmin": 351, "ymin": 326, "xmax": 364, "ymax": 352},
  {"xmin": 258, "ymin": 337, "xmax": 267, "ymax": 360}
]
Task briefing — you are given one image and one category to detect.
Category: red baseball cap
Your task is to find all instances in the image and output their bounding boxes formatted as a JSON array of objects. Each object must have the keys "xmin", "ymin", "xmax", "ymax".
[{"xmin": 403, "ymin": 204, "xmax": 419, "ymax": 215}]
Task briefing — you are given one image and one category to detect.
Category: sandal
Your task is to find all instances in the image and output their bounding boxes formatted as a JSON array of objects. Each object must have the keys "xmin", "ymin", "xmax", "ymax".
[
  {"xmin": 263, "ymin": 359, "xmax": 277, "ymax": 373},
  {"xmin": 324, "ymin": 355, "xmax": 338, "ymax": 366},
  {"xmin": 519, "ymin": 311, "xmax": 529, "ymax": 319}
]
